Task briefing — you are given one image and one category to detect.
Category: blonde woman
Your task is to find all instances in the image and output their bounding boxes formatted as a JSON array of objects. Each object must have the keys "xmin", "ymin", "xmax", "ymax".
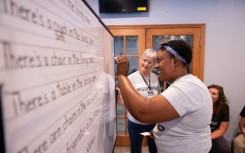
[{"xmin": 118, "ymin": 48, "xmax": 160, "ymax": 153}]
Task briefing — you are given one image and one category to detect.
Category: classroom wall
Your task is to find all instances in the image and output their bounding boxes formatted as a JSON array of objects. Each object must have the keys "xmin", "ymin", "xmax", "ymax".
[{"xmin": 86, "ymin": 0, "xmax": 245, "ymax": 143}]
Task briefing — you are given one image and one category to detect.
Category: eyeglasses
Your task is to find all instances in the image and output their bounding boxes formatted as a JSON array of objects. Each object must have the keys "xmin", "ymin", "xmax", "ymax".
[{"xmin": 142, "ymin": 59, "xmax": 154, "ymax": 65}]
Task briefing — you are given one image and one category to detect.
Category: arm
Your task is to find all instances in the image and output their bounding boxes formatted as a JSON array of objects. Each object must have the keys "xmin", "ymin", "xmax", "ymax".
[
  {"xmin": 118, "ymin": 75, "xmax": 179, "ymax": 123},
  {"xmin": 239, "ymin": 117, "xmax": 245, "ymax": 137},
  {"xmin": 211, "ymin": 121, "xmax": 229, "ymax": 140},
  {"xmin": 116, "ymin": 56, "xmax": 179, "ymax": 123}
]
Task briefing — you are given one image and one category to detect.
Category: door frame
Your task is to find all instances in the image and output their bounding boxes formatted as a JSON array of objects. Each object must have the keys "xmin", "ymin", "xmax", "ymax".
[{"xmin": 108, "ymin": 24, "xmax": 206, "ymax": 146}]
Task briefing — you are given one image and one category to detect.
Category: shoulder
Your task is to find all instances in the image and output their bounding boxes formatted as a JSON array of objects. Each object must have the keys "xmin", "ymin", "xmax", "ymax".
[
  {"xmin": 173, "ymin": 74, "xmax": 208, "ymax": 94},
  {"xmin": 222, "ymin": 104, "xmax": 229, "ymax": 113},
  {"xmin": 163, "ymin": 75, "xmax": 209, "ymax": 103},
  {"xmin": 128, "ymin": 70, "xmax": 138, "ymax": 76},
  {"xmin": 128, "ymin": 70, "xmax": 140, "ymax": 80},
  {"xmin": 240, "ymin": 105, "xmax": 245, "ymax": 117},
  {"xmin": 150, "ymin": 72, "xmax": 159, "ymax": 79},
  {"xmin": 224, "ymin": 104, "xmax": 229, "ymax": 109},
  {"xmin": 164, "ymin": 74, "xmax": 212, "ymax": 110},
  {"xmin": 150, "ymin": 72, "xmax": 158, "ymax": 77}
]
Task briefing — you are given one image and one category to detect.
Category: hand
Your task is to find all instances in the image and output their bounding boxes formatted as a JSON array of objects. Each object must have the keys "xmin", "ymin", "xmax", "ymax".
[
  {"xmin": 148, "ymin": 130, "xmax": 156, "ymax": 140},
  {"xmin": 116, "ymin": 56, "xmax": 129, "ymax": 76}
]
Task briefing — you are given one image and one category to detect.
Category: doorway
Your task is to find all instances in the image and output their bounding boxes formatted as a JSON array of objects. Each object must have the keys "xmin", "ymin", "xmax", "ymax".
[{"xmin": 108, "ymin": 24, "xmax": 206, "ymax": 146}]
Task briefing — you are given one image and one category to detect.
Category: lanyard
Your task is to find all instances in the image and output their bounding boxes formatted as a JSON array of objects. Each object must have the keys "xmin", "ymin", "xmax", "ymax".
[{"xmin": 140, "ymin": 72, "xmax": 151, "ymax": 91}]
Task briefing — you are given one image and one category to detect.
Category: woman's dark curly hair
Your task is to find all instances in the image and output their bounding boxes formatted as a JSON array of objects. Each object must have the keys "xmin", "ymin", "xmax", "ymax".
[
  {"xmin": 208, "ymin": 84, "xmax": 229, "ymax": 115},
  {"xmin": 159, "ymin": 40, "xmax": 193, "ymax": 65}
]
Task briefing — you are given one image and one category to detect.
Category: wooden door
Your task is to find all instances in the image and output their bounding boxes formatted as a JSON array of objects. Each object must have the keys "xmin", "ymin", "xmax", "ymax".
[
  {"xmin": 109, "ymin": 28, "xmax": 146, "ymax": 146},
  {"xmin": 146, "ymin": 26, "xmax": 205, "ymax": 80}
]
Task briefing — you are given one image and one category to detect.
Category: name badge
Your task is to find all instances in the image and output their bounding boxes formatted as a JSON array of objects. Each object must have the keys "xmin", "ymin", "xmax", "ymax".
[{"xmin": 148, "ymin": 90, "xmax": 154, "ymax": 97}]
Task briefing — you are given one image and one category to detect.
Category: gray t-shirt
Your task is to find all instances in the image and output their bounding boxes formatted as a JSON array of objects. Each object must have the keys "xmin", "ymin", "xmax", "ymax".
[
  {"xmin": 127, "ymin": 70, "xmax": 160, "ymax": 125},
  {"xmin": 153, "ymin": 74, "xmax": 212, "ymax": 153}
]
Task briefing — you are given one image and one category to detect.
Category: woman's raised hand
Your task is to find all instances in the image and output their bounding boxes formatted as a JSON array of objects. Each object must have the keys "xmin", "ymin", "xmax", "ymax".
[{"xmin": 116, "ymin": 56, "xmax": 129, "ymax": 76}]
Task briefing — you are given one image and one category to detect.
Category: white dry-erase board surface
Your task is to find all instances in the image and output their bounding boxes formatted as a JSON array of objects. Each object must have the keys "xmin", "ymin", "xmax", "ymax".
[{"xmin": 0, "ymin": 0, "xmax": 116, "ymax": 153}]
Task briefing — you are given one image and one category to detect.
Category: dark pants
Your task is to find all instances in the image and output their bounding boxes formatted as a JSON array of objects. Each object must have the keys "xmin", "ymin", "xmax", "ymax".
[
  {"xmin": 209, "ymin": 136, "xmax": 231, "ymax": 153},
  {"xmin": 128, "ymin": 120, "xmax": 157, "ymax": 153}
]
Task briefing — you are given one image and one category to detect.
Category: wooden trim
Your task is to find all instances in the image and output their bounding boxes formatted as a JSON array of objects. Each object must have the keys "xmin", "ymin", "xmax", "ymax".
[
  {"xmin": 200, "ymin": 25, "xmax": 206, "ymax": 80},
  {"xmin": 115, "ymin": 136, "xmax": 130, "ymax": 146},
  {"xmin": 108, "ymin": 24, "xmax": 205, "ymax": 29}
]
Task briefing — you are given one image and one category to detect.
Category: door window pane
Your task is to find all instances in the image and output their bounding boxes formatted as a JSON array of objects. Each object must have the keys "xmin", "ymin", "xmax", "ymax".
[
  {"xmin": 126, "ymin": 36, "xmax": 138, "ymax": 55},
  {"xmin": 152, "ymin": 35, "xmax": 193, "ymax": 51},
  {"xmin": 115, "ymin": 36, "xmax": 124, "ymax": 55},
  {"xmin": 117, "ymin": 118, "xmax": 126, "ymax": 135},
  {"xmin": 117, "ymin": 103, "xmax": 125, "ymax": 115},
  {"xmin": 128, "ymin": 57, "xmax": 138, "ymax": 75}
]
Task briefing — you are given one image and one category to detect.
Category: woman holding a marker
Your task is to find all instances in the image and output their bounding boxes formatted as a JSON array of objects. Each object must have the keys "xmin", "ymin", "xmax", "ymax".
[{"xmin": 116, "ymin": 40, "xmax": 212, "ymax": 153}]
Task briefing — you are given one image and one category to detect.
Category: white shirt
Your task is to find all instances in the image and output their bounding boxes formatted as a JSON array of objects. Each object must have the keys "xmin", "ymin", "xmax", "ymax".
[
  {"xmin": 153, "ymin": 74, "xmax": 212, "ymax": 153},
  {"xmin": 127, "ymin": 70, "xmax": 160, "ymax": 125}
]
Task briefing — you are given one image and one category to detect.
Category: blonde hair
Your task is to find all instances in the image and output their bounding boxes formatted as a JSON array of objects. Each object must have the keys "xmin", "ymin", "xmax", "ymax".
[{"xmin": 141, "ymin": 48, "xmax": 157, "ymax": 62}]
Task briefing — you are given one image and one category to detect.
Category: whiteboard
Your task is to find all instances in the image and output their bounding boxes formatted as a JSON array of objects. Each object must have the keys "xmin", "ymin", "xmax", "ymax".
[{"xmin": 0, "ymin": 0, "xmax": 116, "ymax": 153}]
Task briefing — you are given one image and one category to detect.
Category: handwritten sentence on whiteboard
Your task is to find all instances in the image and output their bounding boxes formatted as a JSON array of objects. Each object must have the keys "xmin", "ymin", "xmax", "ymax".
[
  {"xmin": 1, "ymin": 0, "xmax": 94, "ymax": 43},
  {"xmin": 1, "ymin": 41, "xmax": 97, "ymax": 69},
  {"xmin": 18, "ymin": 107, "xmax": 100, "ymax": 153},
  {"xmin": 5, "ymin": 72, "xmax": 99, "ymax": 118}
]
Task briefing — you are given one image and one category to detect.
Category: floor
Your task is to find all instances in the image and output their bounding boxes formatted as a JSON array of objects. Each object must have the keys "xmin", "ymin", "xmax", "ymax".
[{"xmin": 114, "ymin": 146, "xmax": 149, "ymax": 153}]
